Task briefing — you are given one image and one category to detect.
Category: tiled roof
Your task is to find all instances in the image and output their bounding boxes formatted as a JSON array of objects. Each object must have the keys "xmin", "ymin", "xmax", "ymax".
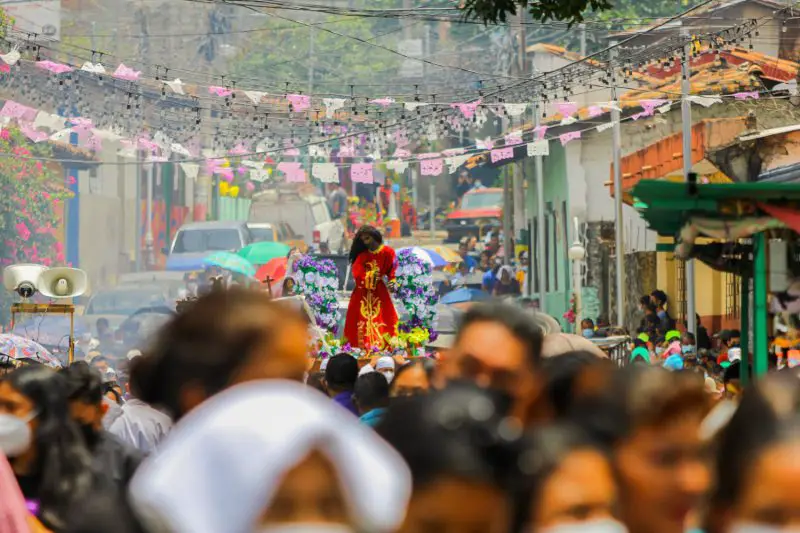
[{"xmin": 537, "ymin": 47, "xmax": 798, "ymax": 125}]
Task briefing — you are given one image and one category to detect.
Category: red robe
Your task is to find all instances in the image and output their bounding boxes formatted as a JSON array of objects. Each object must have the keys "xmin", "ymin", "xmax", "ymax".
[{"xmin": 344, "ymin": 245, "xmax": 398, "ymax": 350}]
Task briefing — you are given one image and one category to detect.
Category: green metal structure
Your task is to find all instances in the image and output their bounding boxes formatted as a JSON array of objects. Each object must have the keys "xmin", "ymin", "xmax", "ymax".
[{"xmin": 631, "ymin": 181, "xmax": 800, "ymax": 379}]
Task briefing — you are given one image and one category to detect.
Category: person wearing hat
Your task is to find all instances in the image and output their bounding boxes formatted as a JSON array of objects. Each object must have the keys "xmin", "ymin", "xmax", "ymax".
[
  {"xmin": 375, "ymin": 356, "xmax": 396, "ymax": 384},
  {"xmin": 630, "ymin": 345, "xmax": 652, "ymax": 365}
]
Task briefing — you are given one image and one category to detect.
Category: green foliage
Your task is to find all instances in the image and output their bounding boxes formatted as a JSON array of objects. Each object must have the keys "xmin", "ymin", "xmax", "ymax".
[
  {"xmin": 0, "ymin": 127, "xmax": 71, "ymax": 322},
  {"xmin": 461, "ymin": 0, "xmax": 613, "ymax": 25},
  {"xmin": 232, "ymin": 11, "xmax": 404, "ymax": 95}
]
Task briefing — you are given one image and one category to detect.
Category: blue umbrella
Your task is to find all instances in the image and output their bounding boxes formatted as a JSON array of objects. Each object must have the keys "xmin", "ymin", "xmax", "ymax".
[
  {"xmin": 440, "ymin": 287, "xmax": 490, "ymax": 305},
  {"xmin": 398, "ymin": 247, "xmax": 447, "ymax": 268}
]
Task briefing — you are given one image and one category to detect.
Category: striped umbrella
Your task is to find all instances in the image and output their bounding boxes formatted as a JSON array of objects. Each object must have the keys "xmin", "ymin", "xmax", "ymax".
[{"xmin": 399, "ymin": 247, "xmax": 447, "ymax": 268}]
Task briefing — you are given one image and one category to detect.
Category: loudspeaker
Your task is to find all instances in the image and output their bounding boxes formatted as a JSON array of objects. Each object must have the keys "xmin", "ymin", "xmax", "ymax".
[
  {"xmin": 39, "ymin": 267, "xmax": 88, "ymax": 299},
  {"xmin": 3, "ymin": 264, "xmax": 48, "ymax": 298}
]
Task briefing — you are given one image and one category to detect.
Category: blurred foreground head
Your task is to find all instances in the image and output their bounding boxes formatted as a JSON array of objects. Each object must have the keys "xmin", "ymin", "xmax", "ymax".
[
  {"xmin": 571, "ymin": 366, "xmax": 710, "ymax": 533},
  {"xmin": 709, "ymin": 373, "xmax": 800, "ymax": 533},
  {"xmin": 439, "ymin": 301, "xmax": 545, "ymax": 425},
  {"xmin": 129, "ymin": 380, "xmax": 411, "ymax": 533},
  {"xmin": 378, "ymin": 382, "xmax": 527, "ymax": 533},
  {"xmin": 130, "ymin": 287, "xmax": 309, "ymax": 420}
]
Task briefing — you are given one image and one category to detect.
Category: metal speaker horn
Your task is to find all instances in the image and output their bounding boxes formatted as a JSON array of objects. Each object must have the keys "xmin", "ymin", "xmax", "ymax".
[
  {"xmin": 39, "ymin": 267, "xmax": 88, "ymax": 299},
  {"xmin": 3, "ymin": 264, "xmax": 48, "ymax": 299}
]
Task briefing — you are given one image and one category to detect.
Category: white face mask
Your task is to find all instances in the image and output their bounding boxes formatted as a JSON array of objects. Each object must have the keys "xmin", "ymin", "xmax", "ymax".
[
  {"xmin": 381, "ymin": 371, "xmax": 395, "ymax": 384},
  {"xmin": 538, "ymin": 519, "xmax": 628, "ymax": 533},
  {"xmin": 729, "ymin": 524, "xmax": 787, "ymax": 533},
  {"xmin": 259, "ymin": 525, "xmax": 355, "ymax": 533},
  {"xmin": 0, "ymin": 412, "xmax": 34, "ymax": 457}
]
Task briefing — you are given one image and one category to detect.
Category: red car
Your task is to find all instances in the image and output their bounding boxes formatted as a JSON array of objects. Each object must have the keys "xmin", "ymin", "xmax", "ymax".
[{"xmin": 444, "ymin": 188, "xmax": 504, "ymax": 243}]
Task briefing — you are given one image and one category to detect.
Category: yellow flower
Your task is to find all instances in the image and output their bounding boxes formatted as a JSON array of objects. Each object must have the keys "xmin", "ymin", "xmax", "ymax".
[
  {"xmin": 219, "ymin": 181, "xmax": 230, "ymax": 195},
  {"xmin": 230, "ymin": 186, "xmax": 240, "ymax": 198}
]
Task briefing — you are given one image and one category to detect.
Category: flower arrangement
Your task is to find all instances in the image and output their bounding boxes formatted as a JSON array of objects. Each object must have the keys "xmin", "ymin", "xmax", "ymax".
[
  {"xmin": 563, "ymin": 294, "xmax": 577, "ymax": 325},
  {"xmin": 291, "ymin": 254, "xmax": 341, "ymax": 334},
  {"xmin": 394, "ymin": 248, "xmax": 438, "ymax": 353}
]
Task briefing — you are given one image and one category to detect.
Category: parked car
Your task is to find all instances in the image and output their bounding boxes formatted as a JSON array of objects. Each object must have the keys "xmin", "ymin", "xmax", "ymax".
[
  {"xmin": 117, "ymin": 271, "xmax": 186, "ymax": 299},
  {"xmin": 249, "ymin": 189, "xmax": 348, "ymax": 252},
  {"xmin": 444, "ymin": 188, "xmax": 504, "ymax": 243},
  {"xmin": 117, "ymin": 305, "xmax": 176, "ymax": 351},
  {"xmin": 165, "ymin": 220, "xmax": 251, "ymax": 271}
]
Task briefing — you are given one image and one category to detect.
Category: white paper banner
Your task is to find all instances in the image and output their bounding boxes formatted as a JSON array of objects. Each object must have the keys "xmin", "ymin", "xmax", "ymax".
[
  {"xmin": 503, "ymin": 103, "xmax": 528, "ymax": 117},
  {"xmin": 34, "ymin": 111, "xmax": 65, "ymax": 132},
  {"xmin": 386, "ymin": 159, "xmax": 409, "ymax": 173},
  {"xmin": 179, "ymin": 163, "xmax": 199, "ymax": 180},
  {"xmin": 250, "ymin": 168, "xmax": 270, "ymax": 182},
  {"xmin": 596, "ymin": 121, "xmax": 616, "ymax": 133},
  {"xmin": 323, "ymin": 98, "xmax": 346, "ymax": 119},
  {"xmin": 164, "ymin": 79, "xmax": 185, "ymax": 95},
  {"xmin": 688, "ymin": 95, "xmax": 722, "ymax": 108},
  {"xmin": 312, "ymin": 163, "xmax": 339, "ymax": 183},
  {"xmin": 244, "ymin": 91, "xmax": 266, "ymax": 104},
  {"xmin": 309, "ymin": 144, "xmax": 331, "ymax": 158},
  {"xmin": 560, "ymin": 116, "xmax": 578, "ymax": 126},
  {"xmin": 526, "ymin": 140, "xmax": 549, "ymax": 157},
  {"xmin": 445, "ymin": 154, "xmax": 470, "ymax": 173}
]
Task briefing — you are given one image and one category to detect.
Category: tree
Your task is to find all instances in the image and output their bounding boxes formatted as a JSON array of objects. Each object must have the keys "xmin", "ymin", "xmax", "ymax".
[
  {"xmin": 232, "ymin": 9, "xmax": 404, "ymax": 96},
  {"xmin": 460, "ymin": 0, "xmax": 613, "ymax": 25},
  {"xmin": 0, "ymin": 128, "xmax": 72, "ymax": 323}
]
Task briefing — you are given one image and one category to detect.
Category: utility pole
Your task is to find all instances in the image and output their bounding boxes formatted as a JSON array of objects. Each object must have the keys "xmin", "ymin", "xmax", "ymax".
[
  {"xmin": 145, "ymin": 161, "xmax": 155, "ymax": 269},
  {"xmin": 512, "ymin": 9, "xmax": 526, "ymax": 248},
  {"xmin": 681, "ymin": 28, "xmax": 697, "ymax": 334},
  {"xmin": 533, "ymin": 93, "xmax": 546, "ymax": 312},
  {"xmin": 580, "ymin": 24, "xmax": 587, "ymax": 57},
  {"xmin": 610, "ymin": 42, "xmax": 625, "ymax": 326}
]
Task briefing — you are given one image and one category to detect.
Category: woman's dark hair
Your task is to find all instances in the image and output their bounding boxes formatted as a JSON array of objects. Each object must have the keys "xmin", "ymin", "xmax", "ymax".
[
  {"xmin": 377, "ymin": 382, "xmax": 526, "ymax": 492},
  {"xmin": 457, "ymin": 302, "xmax": 544, "ymax": 368},
  {"xmin": 708, "ymin": 374, "xmax": 800, "ymax": 532},
  {"xmin": 130, "ymin": 287, "xmax": 303, "ymax": 419},
  {"xmin": 61, "ymin": 362, "xmax": 104, "ymax": 405},
  {"xmin": 390, "ymin": 359, "xmax": 435, "ymax": 393},
  {"xmin": 353, "ymin": 372, "xmax": 390, "ymax": 413},
  {"xmin": 639, "ymin": 295, "xmax": 650, "ymax": 307},
  {"xmin": 4, "ymin": 366, "xmax": 93, "ymax": 530},
  {"xmin": 651, "ymin": 290, "xmax": 668, "ymax": 306},
  {"xmin": 348, "ymin": 225, "xmax": 383, "ymax": 264},
  {"xmin": 512, "ymin": 424, "xmax": 610, "ymax": 531},
  {"xmin": 541, "ymin": 351, "xmax": 609, "ymax": 419}
]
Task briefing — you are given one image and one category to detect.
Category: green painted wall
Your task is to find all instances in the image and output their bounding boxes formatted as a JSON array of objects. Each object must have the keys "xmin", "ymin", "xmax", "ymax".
[
  {"xmin": 525, "ymin": 141, "xmax": 572, "ymax": 329},
  {"xmin": 218, "ymin": 197, "xmax": 252, "ymax": 222}
]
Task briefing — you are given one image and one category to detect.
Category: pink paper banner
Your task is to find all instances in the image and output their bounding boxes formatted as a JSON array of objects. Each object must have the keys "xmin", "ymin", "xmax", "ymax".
[
  {"xmin": 533, "ymin": 125, "xmax": 548, "ymax": 141},
  {"xmin": 286, "ymin": 94, "xmax": 311, "ymax": 112},
  {"xmin": 393, "ymin": 129, "xmax": 409, "ymax": 147},
  {"xmin": 587, "ymin": 106, "xmax": 604, "ymax": 118},
  {"xmin": 0, "ymin": 100, "xmax": 36, "ymax": 121},
  {"xmin": 450, "ymin": 100, "xmax": 481, "ymax": 119},
  {"xmin": 351, "ymin": 163, "xmax": 374, "ymax": 184},
  {"xmin": 209, "ymin": 86, "xmax": 233, "ymax": 97},
  {"xmin": 555, "ymin": 102, "xmax": 578, "ymax": 117},
  {"xmin": 370, "ymin": 98, "xmax": 394, "ymax": 107},
  {"xmin": 420, "ymin": 158, "xmax": 443, "ymax": 176},
  {"xmin": 20, "ymin": 123, "xmax": 47, "ymax": 143},
  {"xmin": 490, "ymin": 147, "xmax": 514, "ymax": 163},
  {"xmin": 734, "ymin": 91, "xmax": 759, "ymax": 100},
  {"xmin": 36, "ymin": 60, "xmax": 73, "ymax": 74},
  {"xmin": 559, "ymin": 131, "xmax": 581, "ymax": 146},
  {"xmin": 416, "ymin": 152, "xmax": 440, "ymax": 160},
  {"xmin": 504, "ymin": 133, "xmax": 523, "ymax": 146},
  {"xmin": 277, "ymin": 162, "xmax": 306, "ymax": 183},
  {"xmin": 113, "ymin": 63, "xmax": 141, "ymax": 81}
]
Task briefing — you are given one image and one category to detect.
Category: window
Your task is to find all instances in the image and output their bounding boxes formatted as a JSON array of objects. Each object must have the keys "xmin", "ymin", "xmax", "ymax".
[
  {"xmin": 461, "ymin": 192, "xmax": 503, "ymax": 209},
  {"xmin": 725, "ymin": 272, "xmax": 740, "ymax": 319},
  {"xmin": 249, "ymin": 227, "xmax": 276, "ymax": 242},
  {"xmin": 172, "ymin": 229, "xmax": 242, "ymax": 253}
]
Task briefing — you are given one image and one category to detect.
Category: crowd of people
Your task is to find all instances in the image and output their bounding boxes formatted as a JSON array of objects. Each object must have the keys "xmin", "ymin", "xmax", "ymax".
[{"xmin": 0, "ymin": 287, "xmax": 798, "ymax": 533}]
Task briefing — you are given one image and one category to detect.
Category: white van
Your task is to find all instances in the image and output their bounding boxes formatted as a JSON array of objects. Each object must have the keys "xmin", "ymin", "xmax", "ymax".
[{"xmin": 248, "ymin": 190, "xmax": 348, "ymax": 253}]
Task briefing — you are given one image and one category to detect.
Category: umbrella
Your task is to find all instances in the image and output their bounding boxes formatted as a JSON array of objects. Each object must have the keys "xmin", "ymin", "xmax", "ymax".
[
  {"xmin": 12, "ymin": 315, "xmax": 90, "ymax": 348},
  {"xmin": 541, "ymin": 333, "xmax": 607, "ymax": 359},
  {"xmin": 256, "ymin": 257, "xmax": 289, "ymax": 282},
  {"xmin": 237, "ymin": 242, "xmax": 291, "ymax": 266},
  {"xmin": 203, "ymin": 251, "xmax": 256, "ymax": 278},
  {"xmin": 399, "ymin": 247, "xmax": 447, "ymax": 268},
  {"xmin": 0, "ymin": 334, "xmax": 62, "ymax": 368},
  {"xmin": 454, "ymin": 271, "xmax": 486, "ymax": 288},
  {"xmin": 430, "ymin": 246, "xmax": 463, "ymax": 264},
  {"xmin": 440, "ymin": 287, "xmax": 490, "ymax": 305}
]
